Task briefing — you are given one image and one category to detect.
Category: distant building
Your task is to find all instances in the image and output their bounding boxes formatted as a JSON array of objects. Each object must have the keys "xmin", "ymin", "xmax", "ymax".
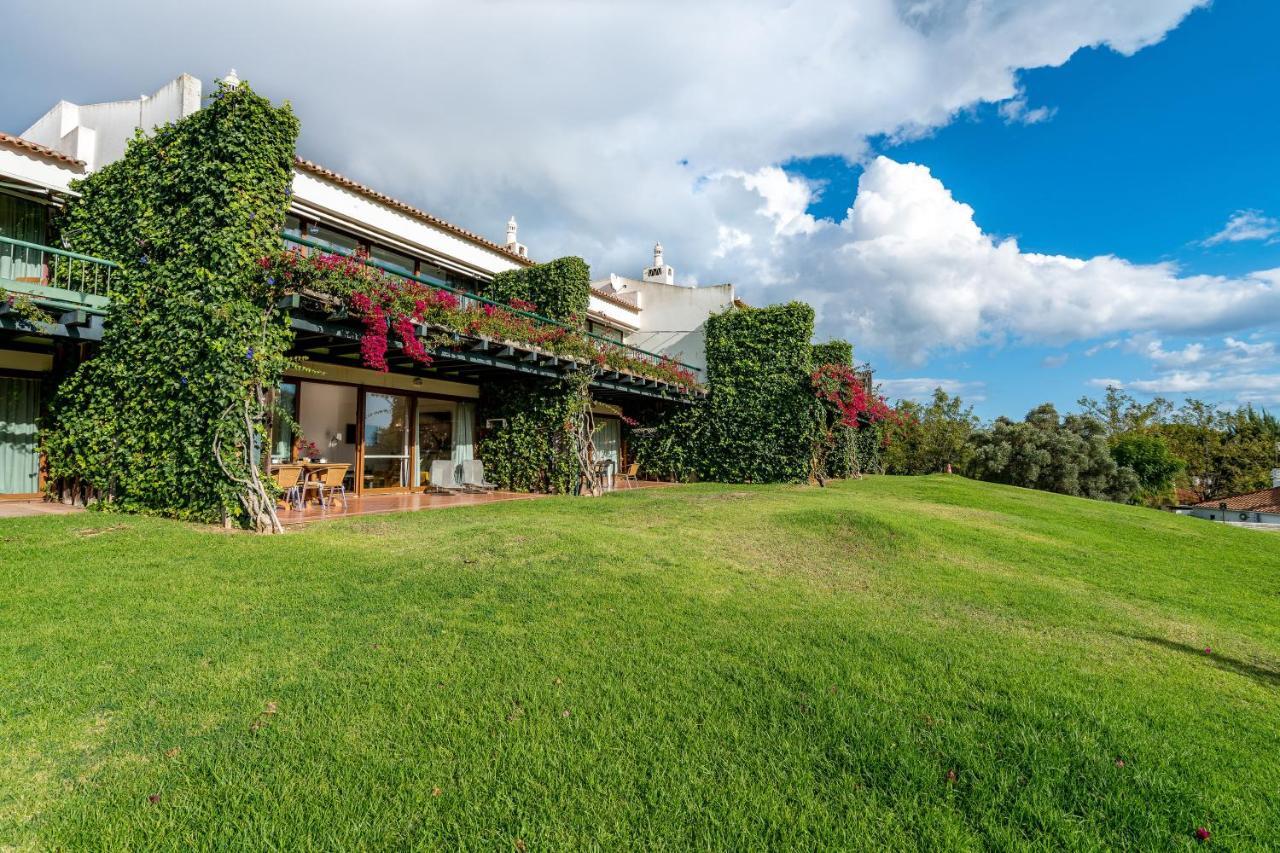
[
  {"xmin": 1186, "ymin": 470, "xmax": 1280, "ymax": 525},
  {"xmin": 589, "ymin": 242, "xmax": 736, "ymax": 373}
]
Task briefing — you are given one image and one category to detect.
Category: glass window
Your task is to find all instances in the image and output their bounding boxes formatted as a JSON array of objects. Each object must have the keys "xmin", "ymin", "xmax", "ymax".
[
  {"xmin": 0, "ymin": 193, "xmax": 47, "ymax": 282},
  {"xmin": 416, "ymin": 399, "xmax": 455, "ymax": 487},
  {"xmin": 589, "ymin": 321, "xmax": 624, "ymax": 342},
  {"xmin": 270, "ymin": 381, "xmax": 299, "ymax": 462},
  {"xmin": 308, "ymin": 223, "xmax": 362, "ymax": 255},
  {"xmin": 363, "ymin": 392, "xmax": 412, "ymax": 489},
  {"xmin": 370, "ymin": 244, "xmax": 416, "ymax": 277}
]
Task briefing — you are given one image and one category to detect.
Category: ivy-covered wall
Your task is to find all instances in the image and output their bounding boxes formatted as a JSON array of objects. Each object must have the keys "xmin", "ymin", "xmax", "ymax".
[
  {"xmin": 484, "ymin": 256, "xmax": 590, "ymax": 323},
  {"xmin": 476, "ymin": 376, "xmax": 581, "ymax": 493},
  {"xmin": 42, "ymin": 81, "xmax": 299, "ymax": 526},
  {"xmin": 698, "ymin": 303, "xmax": 821, "ymax": 483},
  {"xmin": 811, "ymin": 340, "xmax": 856, "ymax": 480}
]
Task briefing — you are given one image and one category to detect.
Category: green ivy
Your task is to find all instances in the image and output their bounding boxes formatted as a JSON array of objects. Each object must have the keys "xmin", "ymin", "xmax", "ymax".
[
  {"xmin": 484, "ymin": 257, "xmax": 590, "ymax": 323},
  {"xmin": 698, "ymin": 303, "xmax": 821, "ymax": 483},
  {"xmin": 42, "ymin": 80, "xmax": 299, "ymax": 526},
  {"xmin": 476, "ymin": 375, "xmax": 582, "ymax": 493}
]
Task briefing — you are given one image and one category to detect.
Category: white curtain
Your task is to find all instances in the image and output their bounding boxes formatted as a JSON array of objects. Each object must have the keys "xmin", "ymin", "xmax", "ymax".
[{"xmin": 452, "ymin": 402, "xmax": 475, "ymax": 464}]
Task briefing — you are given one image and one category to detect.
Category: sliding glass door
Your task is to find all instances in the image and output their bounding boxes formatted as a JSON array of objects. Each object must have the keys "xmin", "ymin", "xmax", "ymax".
[{"xmin": 362, "ymin": 391, "xmax": 411, "ymax": 491}]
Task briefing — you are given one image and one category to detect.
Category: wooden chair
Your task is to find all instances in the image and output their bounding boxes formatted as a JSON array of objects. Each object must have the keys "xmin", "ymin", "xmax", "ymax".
[
  {"xmin": 618, "ymin": 462, "xmax": 640, "ymax": 488},
  {"xmin": 272, "ymin": 464, "xmax": 305, "ymax": 509},
  {"xmin": 303, "ymin": 463, "xmax": 350, "ymax": 509}
]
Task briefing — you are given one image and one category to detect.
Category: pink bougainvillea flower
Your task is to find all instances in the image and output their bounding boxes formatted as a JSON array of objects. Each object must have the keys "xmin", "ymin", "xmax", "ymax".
[
  {"xmin": 1195, "ymin": 826, "xmax": 1210, "ymax": 841},
  {"xmin": 147, "ymin": 793, "xmax": 161, "ymax": 804},
  {"xmin": 1204, "ymin": 647, "xmax": 1211, "ymax": 655}
]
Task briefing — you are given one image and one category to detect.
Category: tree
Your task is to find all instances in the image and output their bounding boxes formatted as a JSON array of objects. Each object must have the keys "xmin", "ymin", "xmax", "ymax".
[
  {"xmin": 967, "ymin": 404, "xmax": 1138, "ymax": 503},
  {"xmin": 1110, "ymin": 433, "xmax": 1182, "ymax": 501},
  {"xmin": 882, "ymin": 388, "xmax": 976, "ymax": 475},
  {"xmin": 1076, "ymin": 385, "xmax": 1171, "ymax": 441}
]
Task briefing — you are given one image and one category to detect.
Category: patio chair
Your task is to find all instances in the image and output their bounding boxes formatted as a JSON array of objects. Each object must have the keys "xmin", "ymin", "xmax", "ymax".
[
  {"xmin": 302, "ymin": 463, "xmax": 350, "ymax": 509},
  {"xmin": 618, "ymin": 462, "xmax": 640, "ymax": 489},
  {"xmin": 430, "ymin": 460, "xmax": 464, "ymax": 494},
  {"xmin": 460, "ymin": 460, "xmax": 498, "ymax": 493},
  {"xmin": 272, "ymin": 464, "xmax": 305, "ymax": 509}
]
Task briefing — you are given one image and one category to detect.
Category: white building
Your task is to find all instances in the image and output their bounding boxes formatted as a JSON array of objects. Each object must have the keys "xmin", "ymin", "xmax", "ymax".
[
  {"xmin": 2, "ymin": 71, "xmax": 700, "ymax": 499},
  {"xmin": 590, "ymin": 242, "xmax": 736, "ymax": 374},
  {"xmin": 1186, "ymin": 469, "xmax": 1280, "ymax": 526}
]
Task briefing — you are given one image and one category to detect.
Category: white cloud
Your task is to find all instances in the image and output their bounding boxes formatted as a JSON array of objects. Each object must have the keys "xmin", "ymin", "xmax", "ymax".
[
  {"xmin": 998, "ymin": 93, "xmax": 1057, "ymax": 125},
  {"xmin": 1042, "ymin": 354, "xmax": 1069, "ymax": 368},
  {"xmin": 1202, "ymin": 210, "xmax": 1280, "ymax": 246},
  {"xmin": 738, "ymin": 157, "xmax": 1280, "ymax": 364},
  {"xmin": 0, "ymin": 0, "xmax": 1208, "ymax": 293},
  {"xmin": 1093, "ymin": 335, "xmax": 1280, "ymax": 405},
  {"xmin": 877, "ymin": 377, "xmax": 986, "ymax": 403}
]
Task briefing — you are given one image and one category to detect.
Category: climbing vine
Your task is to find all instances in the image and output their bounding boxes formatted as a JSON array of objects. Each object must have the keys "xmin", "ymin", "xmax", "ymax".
[
  {"xmin": 810, "ymin": 362, "xmax": 891, "ymax": 484},
  {"xmin": 261, "ymin": 248, "xmax": 699, "ymax": 388},
  {"xmin": 42, "ymin": 79, "xmax": 299, "ymax": 530}
]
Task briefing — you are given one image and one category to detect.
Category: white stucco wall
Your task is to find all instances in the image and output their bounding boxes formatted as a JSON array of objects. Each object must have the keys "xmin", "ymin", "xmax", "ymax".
[
  {"xmin": 21, "ymin": 75, "xmax": 201, "ymax": 172},
  {"xmin": 1188, "ymin": 507, "xmax": 1280, "ymax": 525},
  {"xmin": 290, "ymin": 170, "xmax": 525, "ymax": 279},
  {"xmin": 0, "ymin": 147, "xmax": 84, "ymax": 194},
  {"xmin": 592, "ymin": 275, "xmax": 734, "ymax": 372}
]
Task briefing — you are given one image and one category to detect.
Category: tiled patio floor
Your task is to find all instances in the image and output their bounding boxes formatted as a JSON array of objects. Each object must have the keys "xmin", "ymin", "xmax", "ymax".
[
  {"xmin": 277, "ymin": 480, "xmax": 673, "ymax": 527},
  {"xmin": 0, "ymin": 499, "xmax": 83, "ymax": 520},
  {"xmin": 276, "ymin": 490, "xmax": 541, "ymax": 526}
]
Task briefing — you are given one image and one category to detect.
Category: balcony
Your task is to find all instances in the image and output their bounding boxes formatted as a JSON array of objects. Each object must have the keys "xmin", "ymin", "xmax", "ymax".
[
  {"xmin": 0, "ymin": 234, "xmax": 116, "ymax": 340},
  {"xmin": 280, "ymin": 235, "xmax": 706, "ymax": 403}
]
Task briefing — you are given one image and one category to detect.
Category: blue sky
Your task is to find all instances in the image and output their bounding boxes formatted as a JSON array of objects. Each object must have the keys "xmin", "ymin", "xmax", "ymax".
[{"xmin": 786, "ymin": 0, "xmax": 1280, "ymax": 418}]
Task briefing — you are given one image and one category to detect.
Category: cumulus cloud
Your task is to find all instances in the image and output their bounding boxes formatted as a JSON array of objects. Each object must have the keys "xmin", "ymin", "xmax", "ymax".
[
  {"xmin": 1090, "ymin": 335, "xmax": 1280, "ymax": 405},
  {"xmin": 998, "ymin": 93, "xmax": 1057, "ymax": 125},
  {"xmin": 1202, "ymin": 210, "xmax": 1280, "ymax": 246},
  {"xmin": 0, "ymin": 0, "xmax": 1207, "ymax": 284},
  {"xmin": 714, "ymin": 157, "xmax": 1280, "ymax": 365}
]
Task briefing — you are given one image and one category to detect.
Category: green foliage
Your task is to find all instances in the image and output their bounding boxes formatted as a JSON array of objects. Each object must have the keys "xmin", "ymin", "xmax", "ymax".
[
  {"xmin": 1161, "ymin": 400, "xmax": 1278, "ymax": 501},
  {"xmin": 968, "ymin": 404, "xmax": 1139, "ymax": 502},
  {"xmin": 1111, "ymin": 432, "xmax": 1182, "ymax": 500},
  {"xmin": 484, "ymin": 256, "xmax": 590, "ymax": 323},
  {"xmin": 810, "ymin": 339, "xmax": 853, "ymax": 368},
  {"xmin": 6, "ymin": 479, "xmax": 1280, "ymax": 847},
  {"xmin": 699, "ymin": 303, "xmax": 821, "ymax": 483},
  {"xmin": 627, "ymin": 403, "xmax": 703, "ymax": 482},
  {"xmin": 810, "ymin": 340, "xmax": 857, "ymax": 480},
  {"xmin": 1077, "ymin": 385, "xmax": 1172, "ymax": 441},
  {"xmin": 41, "ymin": 81, "xmax": 299, "ymax": 524},
  {"xmin": 476, "ymin": 375, "xmax": 582, "ymax": 493},
  {"xmin": 884, "ymin": 388, "xmax": 977, "ymax": 475}
]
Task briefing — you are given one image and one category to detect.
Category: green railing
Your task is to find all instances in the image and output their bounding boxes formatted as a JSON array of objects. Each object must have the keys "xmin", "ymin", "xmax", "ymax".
[
  {"xmin": 283, "ymin": 233, "xmax": 702, "ymax": 377},
  {"xmin": 0, "ymin": 234, "xmax": 119, "ymax": 300}
]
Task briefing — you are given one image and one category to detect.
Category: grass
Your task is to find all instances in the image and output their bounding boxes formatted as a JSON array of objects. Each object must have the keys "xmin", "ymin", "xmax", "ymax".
[{"xmin": 2, "ymin": 476, "xmax": 1279, "ymax": 850}]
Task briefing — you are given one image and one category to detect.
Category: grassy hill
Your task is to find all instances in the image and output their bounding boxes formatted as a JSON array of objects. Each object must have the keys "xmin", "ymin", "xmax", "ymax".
[{"xmin": 2, "ymin": 476, "xmax": 1278, "ymax": 849}]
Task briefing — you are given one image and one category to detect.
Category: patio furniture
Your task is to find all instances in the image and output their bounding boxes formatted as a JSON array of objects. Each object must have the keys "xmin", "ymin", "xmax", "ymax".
[
  {"xmin": 429, "ymin": 460, "xmax": 463, "ymax": 494},
  {"xmin": 460, "ymin": 460, "xmax": 498, "ymax": 493},
  {"xmin": 594, "ymin": 458, "xmax": 615, "ymax": 491},
  {"xmin": 272, "ymin": 464, "xmax": 305, "ymax": 509},
  {"xmin": 618, "ymin": 462, "xmax": 640, "ymax": 489},
  {"xmin": 302, "ymin": 463, "xmax": 350, "ymax": 509}
]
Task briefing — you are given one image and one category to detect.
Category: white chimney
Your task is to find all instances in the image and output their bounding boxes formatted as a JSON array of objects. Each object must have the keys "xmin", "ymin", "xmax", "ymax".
[
  {"xmin": 643, "ymin": 241, "xmax": 676, "ymax": 285},
  {"xmin": 505, "ymin": 216, "xmax": 527, "ymax": 258},
  {"xmin": 1271, "ymin": 467, "xmax": 1280, "ymax": 489}
]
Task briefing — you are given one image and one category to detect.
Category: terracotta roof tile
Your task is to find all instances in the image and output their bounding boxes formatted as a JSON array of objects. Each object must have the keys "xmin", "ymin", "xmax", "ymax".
[
  {"xmin": 1192, "ymin": 487, "xmax": 1280, "ymax": 514},
  {"xmin": 589, "ymin": 286, "xmax": 641, "ymax": 311},
  {"xmin": 0, "ymin": 132, "xmax": 86, "ymax": 169},
  {"xmin": 293, "ymin": 157, "xmax": 533, "ymax": 267}
]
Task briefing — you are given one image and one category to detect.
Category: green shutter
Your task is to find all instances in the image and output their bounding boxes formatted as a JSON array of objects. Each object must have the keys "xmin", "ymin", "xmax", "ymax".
[{"xmin": 0, "ymin": 377, "xmax": 41, "ymax": 495}]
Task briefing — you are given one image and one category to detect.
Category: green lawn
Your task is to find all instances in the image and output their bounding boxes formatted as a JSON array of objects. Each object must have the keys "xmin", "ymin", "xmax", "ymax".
[{"xmin": 2, "ymin": 477, "xmax": 1278, "ymax": 850}]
